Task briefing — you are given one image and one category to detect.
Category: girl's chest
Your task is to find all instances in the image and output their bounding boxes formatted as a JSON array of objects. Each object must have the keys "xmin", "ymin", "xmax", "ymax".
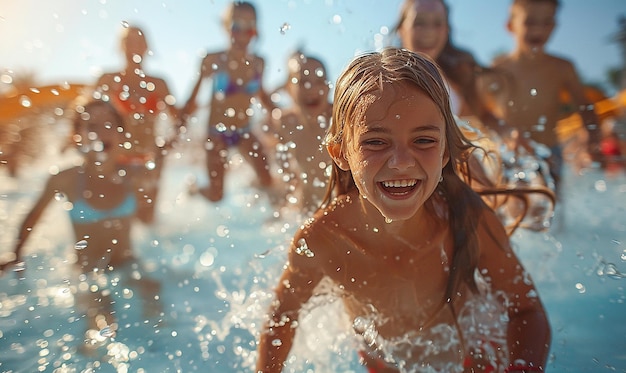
[{"xmin": 324, "ymin": 231, "xmax": 452, "ymax": 313}]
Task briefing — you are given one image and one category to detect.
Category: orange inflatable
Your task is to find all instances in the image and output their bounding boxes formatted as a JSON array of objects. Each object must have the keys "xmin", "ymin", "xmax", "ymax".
[
  {"xmin": 0, "ymin": 83, "xmax": 87, "ymax": 119},
  {"xmin": 1, "ymin": 83, "xmax": 88, "ymax": 176},
  {"xmin": 556, "ymin": 86, "xmax": 626, "ymax": 141}
]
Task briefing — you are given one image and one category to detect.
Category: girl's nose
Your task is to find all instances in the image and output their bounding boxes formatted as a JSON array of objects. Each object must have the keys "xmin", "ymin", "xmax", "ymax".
[{"xmin": 388, "ymin": 145, "xmax": 416, "ymax": 170}]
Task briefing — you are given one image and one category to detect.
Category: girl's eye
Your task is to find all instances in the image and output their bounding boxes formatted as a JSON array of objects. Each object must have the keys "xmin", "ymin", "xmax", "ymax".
[
  {"xmin": 413, "ymin": 19, "xmax": 444, "ymax": 28},
  {"xmin": 362, "ymin": 138, "xmax": 386, "ymax": 146},
  {"xmin": 415, "ymin": 138, "xmax": 436, "ymax": 144}
]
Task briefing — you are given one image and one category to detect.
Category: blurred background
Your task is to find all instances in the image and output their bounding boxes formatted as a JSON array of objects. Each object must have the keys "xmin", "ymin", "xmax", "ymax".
[{"xmin": 2, "ymin": 0, "xmax": 626, "ymax": 100}]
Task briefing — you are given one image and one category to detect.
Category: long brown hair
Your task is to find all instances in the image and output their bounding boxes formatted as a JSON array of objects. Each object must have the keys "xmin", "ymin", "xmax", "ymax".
[{"xmin": 324, "ymin": 47, "xmax": 485, "ymax": 297}]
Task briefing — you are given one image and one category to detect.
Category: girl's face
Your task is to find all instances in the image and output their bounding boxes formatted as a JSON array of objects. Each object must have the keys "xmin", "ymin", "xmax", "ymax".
[
  {"xmin": 78, "ymin": 105, "xmax": 125, "ymax": 164},
  {"xmin": 288, "ymin": 59, "xmax": 329, "ymax": 112},
  {"xmin": 398, "ymin": 0, "xmax": 448, "ymax": 60},
  {"xmin": 330, "ymin": 82, "xmax": 449, "ymax": 221},
  {"xmin": 228, "ymin": 7, "xmax": 257, "ymax": 49},
  {"xmin": 122, "ymin": 28, "xmax": 148, "ymax": 64}
]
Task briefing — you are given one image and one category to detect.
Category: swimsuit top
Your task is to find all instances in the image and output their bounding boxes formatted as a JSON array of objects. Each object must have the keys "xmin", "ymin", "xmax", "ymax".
[
  {"xmin": 212, "ymin": 71, "xmax": 261, "ymax": 96},
  {"xmin": 69, "ymin": 175, "xmax": 137, "ymax": 224}
]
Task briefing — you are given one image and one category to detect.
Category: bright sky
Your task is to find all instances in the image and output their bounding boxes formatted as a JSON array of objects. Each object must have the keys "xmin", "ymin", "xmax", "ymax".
[{"xmin": 1, "ymin": 0, "xmax": 625, "ymax": 101}]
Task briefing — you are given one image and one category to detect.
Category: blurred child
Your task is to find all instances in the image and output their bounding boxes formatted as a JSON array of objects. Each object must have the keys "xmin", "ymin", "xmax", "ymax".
[
  {"xmin": 394, "ymin": 0, "xmax": 504, "ymax": 137},
  {"xmin": 256, "ymin": 48, "xmax": 550, "ymax": 372},
  {"xmin": 95, "ymin": 25, "xmax": 181, "ymax": 224},
  {"xmin": 182, "ymin": 1, "xmax": 275, "ymax": 202},
  {"xmin": 1, "ymin": 99, "xmax": 162, "ymax": 351},
  {"xmin": 269, "ymin": 52, "xmax": 333, "ymax": 214},
  {"xmin": 488, "ymin": 0, "xmax": 600, "ymax": 194}
]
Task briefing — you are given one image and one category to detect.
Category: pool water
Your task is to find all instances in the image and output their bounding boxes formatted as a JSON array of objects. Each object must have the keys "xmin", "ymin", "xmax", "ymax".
[{"xmin": 0, "ymin": 142, "xmax": 625, "ymax": 372}]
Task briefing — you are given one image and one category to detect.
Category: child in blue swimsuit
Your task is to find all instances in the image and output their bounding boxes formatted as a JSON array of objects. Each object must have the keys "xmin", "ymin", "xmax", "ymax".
[
  {"xmin": 1, "ymin": 98, "xmax": 162, "ymax": 352},
  {"xmin": 182, "ymin": 1, "xmax": 276, "ymax": 202}
]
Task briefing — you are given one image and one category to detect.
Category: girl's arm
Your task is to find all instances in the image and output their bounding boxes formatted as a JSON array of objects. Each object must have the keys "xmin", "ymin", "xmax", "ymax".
[
  {"xmin": 1, "ymin": 176, "xmax": 60, "ymax": 271},
  {"xmin": 477, "ymin": 208, "xmax": 551, "ymax": 369},
  {"xmin": 256, "ymin": 231, "xmax": 324, "ymax": 372},
  {"xmin": 181, "ymin": 55, "xmax": 212, "ymax": 118},
  {"xmin": 255, "ymin": 57, "xmax": 279, "ymax": 115}
]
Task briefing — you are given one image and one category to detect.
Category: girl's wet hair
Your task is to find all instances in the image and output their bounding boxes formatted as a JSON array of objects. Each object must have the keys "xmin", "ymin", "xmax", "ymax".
[
  {"xmin": 324, "ymin": 47, "xmax": 486, "ymax": 300},
  {"xmin": 223, "ymin": 1, "xmax": 258, "ymax": 33}
]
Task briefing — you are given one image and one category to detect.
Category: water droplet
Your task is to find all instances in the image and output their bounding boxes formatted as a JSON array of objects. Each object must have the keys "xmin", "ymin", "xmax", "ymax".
[
  {"xmin": 385, "ymin": 217, "xmax": 393, "ymax": 224},
  {"xmin": 13, "ymin": 262, "xmax": 26, "ymax": 273},
  {"xmin": 271, "ymin": 338, "xmax": 282, "ymax": 346},
  {"xmin": 295, "ymin": 238, "xmax": 314, "ymax": 257},
  {"xmin": 75, "ymin": 240, "xmax": 88, "ymax": 250},
  {"xmin": 200, "ymin": 251, "xmax": 215, "ymax": 267},
  {"xmin": 279, "ymin": 23, "xmax": 291, "ymax": 35},
  {"xmin": 145, "ymin": 160, "xmax": 156, "ymax": 170},
  {"xmin": 20, "ymin": 96, "xmax": 32, "ymax": 108},
  {"xmin": 215, "ymin": 123, "xmax": 227, "ymax": 133},
  {"xmin": 597, "ymin": 262, "xmax": 625, "ymax": 279},
  {"xmin": 575, "ymin": 282, "xmax": 586, "ymax": 293},
  {"xmin": 216, "ymin": 225, "xmax": 230, "ymax": 237},
  {"xmin": 99, "ymin": 326, "xmax": 115, "ymax": 339},
  {"xmin": 530, "ymin": 88, "xmax": 537, "ymax": 96},
  {"xmin": 594, "ymin": 180, "xmax": 607, "ymax": 192}
]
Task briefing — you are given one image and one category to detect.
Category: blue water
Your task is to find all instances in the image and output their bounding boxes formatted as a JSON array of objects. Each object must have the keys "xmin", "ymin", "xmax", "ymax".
[{"xmin": 0, "ymin": 143, "xmax": 625, "ymax": 372}]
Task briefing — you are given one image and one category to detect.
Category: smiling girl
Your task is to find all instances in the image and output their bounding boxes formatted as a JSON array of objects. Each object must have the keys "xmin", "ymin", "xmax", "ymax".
[{"xmin": 256, "ymin": 47, "xmax": 550, "ymax": 373}]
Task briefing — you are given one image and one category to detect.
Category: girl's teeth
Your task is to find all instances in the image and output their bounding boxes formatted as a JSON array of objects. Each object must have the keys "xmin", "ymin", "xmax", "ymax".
[{"xmin": 382, "ymin": 179, "xmax": 416, "ymax": 188}]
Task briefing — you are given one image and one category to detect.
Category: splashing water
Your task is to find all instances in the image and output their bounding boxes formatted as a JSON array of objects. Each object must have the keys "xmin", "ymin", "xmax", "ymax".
[
  {"xmin": 1, "ymin": 129, "xmax": 624, "ymax": 372},
  {"xmin": 295, "ymin": 237, "xmax": 314, "ymax": 257},
  {"xmin": 597, "ymin": 260, "xmax": 626, "ymax": 279}
]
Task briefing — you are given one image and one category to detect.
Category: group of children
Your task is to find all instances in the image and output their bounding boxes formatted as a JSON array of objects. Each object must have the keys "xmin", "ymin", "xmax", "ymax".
[{"xmin": 1, "ymin": 0, "xmax": 614, "ymax": 371}]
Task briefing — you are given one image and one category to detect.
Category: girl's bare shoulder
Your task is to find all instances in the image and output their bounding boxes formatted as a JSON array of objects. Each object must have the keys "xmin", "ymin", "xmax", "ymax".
[
  {"xmin": 44, "ymin": 166, "xmax": 81, "ymax": 195},
  {"xmin": 201, "ymin": 51, "xmax": 226, "ymax": 68},
  {"xmin": 298, "ymin": 194, "xmax": 360, "ymax": 241}
]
